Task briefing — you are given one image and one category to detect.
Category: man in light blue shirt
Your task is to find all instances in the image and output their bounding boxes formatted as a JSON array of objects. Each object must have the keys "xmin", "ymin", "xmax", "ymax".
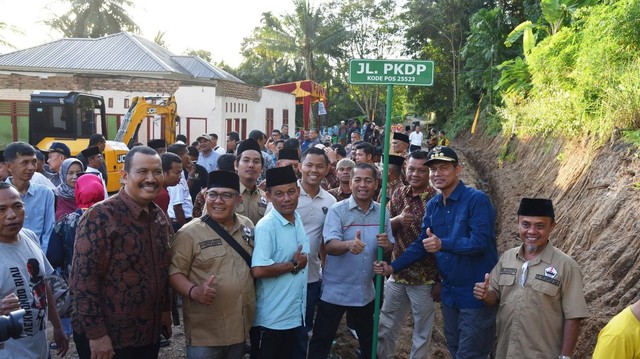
[
  {"xmin": 251, "ymin": 165, "xmax": 309, "ymax": 359},
  {"xmin": 308, "ymin": 162, "xmax": 394, "ymax": 359},
  {"xmin": 4, "ymin": 142, "xmax": 55, "ymax": 253},
  {"xmin": 196, "ymin": 133, "xmax": 219, "ymax": 173}
]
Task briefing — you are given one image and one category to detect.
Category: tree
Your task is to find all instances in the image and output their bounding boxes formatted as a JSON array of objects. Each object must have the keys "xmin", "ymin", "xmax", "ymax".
[
  {"xmin": 46, "ymin": 0, "xmax": 139, "ymax": 38},
  {"xmin": 153, "ymin": 31, "xmax": 167, "ymax": 47},
  {"xmin": 185, "ymin": 49, "xmax": 212, "ymax": 63},
  {"xmin": 402, "ymin": 0, "xmax": 487, "ymax": 120},
  {"xmin": 0, "ymin": 21, "xmax": 21, "ymax": 50},
  {"xmin": 330, "ymin": 0, "xmax": 404, "ymax": 122}
]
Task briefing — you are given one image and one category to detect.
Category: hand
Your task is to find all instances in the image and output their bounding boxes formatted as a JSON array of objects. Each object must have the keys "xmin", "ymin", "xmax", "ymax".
[
  {"xmin": 53, "ymin": 327, "xmax": 69, "ymax": 357},
  {"xmin": 194, "ymin": 275, "xmax": 217, "ymax": 305},
  {"xmin": 348, "ymin": 229, "xmax": 365, "ymax": 255},
  {"xmin": 325, "ymin": 147, "xmax": 338, "ymax": 164},
  {"xmin": 0, "ymin": 293, "xmax": 20, "ymax": 315},
  {"xmin": 187, "ymin": 162, "xmax": 196, "ymax": 176},
  {"xmin": 422, "ymin": 228, "xmax": 442, "ymax": 253},
  {"xmin": 266, "ymin": 138, "xmax": 275, "ymax": 152},
  {"xmin": 293, "ymin": 245, "xmax": 308, "ymax": 269},
  {"xmin": 473, "ymin": 273, "xmax": 491, "ymax": 300},
  {"xmin": 431, "ymin": 281, "xmax": 442, "ymax": 303},
  {"xmin": 373, "ymin": 261, "xmax": 394, "ymax": 276},
  {"xmin": 89, "ymin": 335, "xmax": 115, "ymax": 359},
  {"xmin": 376, "ymin": 233, "xmax": 390, "ymax": 250},
  {"xmin": 401, "ymin": 207, "xmax": 415, "ymax": 227},
  {"xmin": 161, "ymin": 310, "xmax": 172, "ymax": 339}
]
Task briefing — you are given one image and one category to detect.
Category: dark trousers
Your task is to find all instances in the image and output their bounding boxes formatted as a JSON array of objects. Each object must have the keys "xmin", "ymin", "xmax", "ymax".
[
  {"xmin": 74, "ymin": 331, "xmax": 160, "ymax": 359},
  {"xmin": 249, "ymin": 326, "xmax": 300, "ymax": 359},
  {"xmin": 410, "ymin": 144, "xmax": 421, "ymax": 152},
  {"xmin": 308, "ymin": 300, "xmax": 375, "ymax": 359}
]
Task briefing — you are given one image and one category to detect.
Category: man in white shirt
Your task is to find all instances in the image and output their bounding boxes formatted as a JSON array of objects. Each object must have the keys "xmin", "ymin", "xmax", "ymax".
[
  {"xmin": 209, "ymin": 133, "xmax": 227, "ymax": 155},
  {"xmin": 409, "ymin": 125, "xmax": 423, "ymax": 152},
  {"xmin": 167, "ymin": 144, "xmax": 194, "ymax": 231}
]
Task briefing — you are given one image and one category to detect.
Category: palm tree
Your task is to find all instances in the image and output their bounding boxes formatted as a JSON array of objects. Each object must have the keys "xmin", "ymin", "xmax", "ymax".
[
  {"xmin": 46, "ymin": 0, "xmax": 139, "ymax": 38},
  {"xmin": 262, "ymin": 0, "xmax": 348, "ymax": 81}
]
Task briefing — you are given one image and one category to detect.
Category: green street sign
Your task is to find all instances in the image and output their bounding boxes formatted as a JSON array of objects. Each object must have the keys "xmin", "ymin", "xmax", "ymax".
[{"xmin": 349, "ymin": 59, "xmax": 434, "ymax": 86}]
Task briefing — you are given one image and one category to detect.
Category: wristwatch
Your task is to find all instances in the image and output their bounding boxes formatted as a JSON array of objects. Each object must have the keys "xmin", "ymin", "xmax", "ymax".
[{"xmin": 290, "ymin": 259, "xmax": 299, "ymax": 274}]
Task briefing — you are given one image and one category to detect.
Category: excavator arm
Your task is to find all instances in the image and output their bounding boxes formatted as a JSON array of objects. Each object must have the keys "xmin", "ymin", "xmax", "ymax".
[{"xmin": 114, "ymin": 95, "xmax": 178, "ymax": 148}]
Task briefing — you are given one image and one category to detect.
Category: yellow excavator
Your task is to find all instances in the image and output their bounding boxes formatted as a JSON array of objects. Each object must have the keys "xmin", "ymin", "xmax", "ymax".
[{"xmin": 30, "ymin": 91, "xmax": 178, "ymax": 192}]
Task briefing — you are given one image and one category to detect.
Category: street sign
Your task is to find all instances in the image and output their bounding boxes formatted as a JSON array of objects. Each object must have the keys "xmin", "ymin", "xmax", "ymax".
[{"xmin": 349, "ymin": 59, "xmax": 434, "ymax": 86}]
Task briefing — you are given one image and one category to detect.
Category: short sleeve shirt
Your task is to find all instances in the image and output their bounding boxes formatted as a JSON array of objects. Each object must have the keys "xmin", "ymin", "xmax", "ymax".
[
  {"xmin": 236, "ymin": 183, "xmax": 267, "ymax": 226},
  {"xmin": 322, "ymin": 197, "xmax": 395, "ymax": 307},
  {"xmin": 169, "ymin": 215, "xmax": 255, "ymax": 346},
  {"xmin": 489, "ymin": 242, "xmax": 589, "ymax": 358},
  {"xmin": 252, "ymin": 210, "xmax": 309, "ymax": 330}
]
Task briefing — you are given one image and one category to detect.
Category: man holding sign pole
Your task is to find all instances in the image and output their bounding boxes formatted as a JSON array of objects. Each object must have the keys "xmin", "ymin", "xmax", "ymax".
[{"xmin": 308, "ymin": 163, "xmax": 394, "ymax": 359}]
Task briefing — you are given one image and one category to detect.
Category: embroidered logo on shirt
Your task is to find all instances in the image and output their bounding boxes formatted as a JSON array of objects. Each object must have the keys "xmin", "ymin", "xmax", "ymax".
[
  {"xmin": 544, "ymin": 266, "xmax": 558, "ymax": 278},
  {"xmin": 500, "ymin": 268, "xmax": 517, "ymax": 275},
  {"xmin": 259, "ymin": 196, "xmax": 268, "ymax": 205},
  {"xmin": 322, "ymin": 206, "xmax": 328, "ymax": 214},
  {"xmin": 535, "ymin": 274, "xmax": 560, "ymax": 286},
  {"xmin": 200, "ymin": 239, "xmax": 222, "ymax": 249}
]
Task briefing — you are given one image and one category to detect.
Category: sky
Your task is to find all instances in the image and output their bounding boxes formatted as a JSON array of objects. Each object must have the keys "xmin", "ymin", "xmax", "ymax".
[{"xmin": 0, "ymin": 0, "xmax": 325, "ymax": 67}]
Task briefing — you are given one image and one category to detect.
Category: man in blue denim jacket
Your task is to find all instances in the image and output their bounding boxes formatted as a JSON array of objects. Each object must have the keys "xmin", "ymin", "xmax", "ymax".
[{"xmin": 375, "ymin": 146, "xmax": 498, "ymax": 359}]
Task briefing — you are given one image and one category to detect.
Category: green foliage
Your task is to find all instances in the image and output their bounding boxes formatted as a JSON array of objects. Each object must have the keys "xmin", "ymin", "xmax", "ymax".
[
  {"xmin": 46, "ymin": 0, "xmax": 139, "ymax": 38},
  {"xmin": 185, "ymin": 49, "xmax": 212, "ymax": 63},
  {"xmin": 496, "ymin": 0, "xmax": 640, "ymax": 141},
  {"xmin": 495, "ymin": 57, "xmax": 532, "ymax": 95},
  {"xmin": 622, "ymin": 130, "xmax": 640, "ymax": 146}
]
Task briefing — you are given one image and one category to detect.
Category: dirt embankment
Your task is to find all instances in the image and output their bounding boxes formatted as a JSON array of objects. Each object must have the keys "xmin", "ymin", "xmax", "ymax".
[{"xmin": 458, "ymin": 129, "xmax": 640, "ymax": 358}]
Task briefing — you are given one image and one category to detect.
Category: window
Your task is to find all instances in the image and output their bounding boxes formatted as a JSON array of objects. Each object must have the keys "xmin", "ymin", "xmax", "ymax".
[
  {"xmin": 124, "ymin": 98, "xmax": 130, "ymax": 109},
  {"xmin": 283, "ymin": 109, "xmax": 289, "ymax": 126},
  {"xmin": 241, "ymin": 119, "xmax": 247, "ymax": 139},
  {"xmin": 108, "ymin": 98, "xmax": 113, "ymax": 108}
]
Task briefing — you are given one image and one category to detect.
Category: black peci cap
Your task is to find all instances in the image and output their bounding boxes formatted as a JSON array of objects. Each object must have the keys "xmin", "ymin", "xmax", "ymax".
[
  {"xmin": 266, "ymin": 165, "xmax": 298, "ymax": 188},
  {"xmin": 517, "ymin": 198, "xmax": 555, "ymax": 219},
  {"xmin": 207, "ymin": 170, "xmax": 240, "ymax": 192}
]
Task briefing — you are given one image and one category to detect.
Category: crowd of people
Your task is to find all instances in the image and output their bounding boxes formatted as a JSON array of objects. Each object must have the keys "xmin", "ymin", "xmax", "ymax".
[{"xmin": 0, "ymin": 121, "xmax": 637, "ymax": 359}]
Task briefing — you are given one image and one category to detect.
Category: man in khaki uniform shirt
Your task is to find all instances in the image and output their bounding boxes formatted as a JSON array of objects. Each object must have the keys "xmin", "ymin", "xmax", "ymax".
[
  {"xmin": 169, "ymin": 171, "xmax": 255, "ymax": 358},
  {"xmin": 474, "ymin": 198, "xmax": 588, "ymax": 359},
  {"xmin": 234, "ymin": 138, "xmax": 267, "ymax": 225}
]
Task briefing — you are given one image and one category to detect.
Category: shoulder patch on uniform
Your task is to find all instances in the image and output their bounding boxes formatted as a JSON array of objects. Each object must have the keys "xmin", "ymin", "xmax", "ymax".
[
  {"xmin": 200, "ymin": 239, "xmax": 222, "ymax": 249},
  {"xmin": 500, "ymin": 268, "xmax": 517, "ymax": 275},
  {"xmin": 322, "ymin": 206, "xmax": 328, "ymax": 214},
  {"xmin": 535, "ymin": 274, "xmax": 560, "ymax": 286}
]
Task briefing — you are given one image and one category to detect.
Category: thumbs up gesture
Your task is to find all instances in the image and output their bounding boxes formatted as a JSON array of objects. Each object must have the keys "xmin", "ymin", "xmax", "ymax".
[
  {"xmin": 473, "ymin": 273, "xmax": 491, "ymax": 301},
  {"xmin": 293, "ymin": 244, "xmax": 308, "ymax": 270},
  {"xmin": 348, "ymin": 229, "xmax": 366, "ymax": 255},
  {"xmin": 193, "ymin": 275, "xmax": 217, "ymax": 305},
  {"xmin": 422, "ymin": 227, "xmax": 442, "ymax": 253},
  {"xmin": 401, "ymin": 207, "xmax": 415, "ymax": 226}
]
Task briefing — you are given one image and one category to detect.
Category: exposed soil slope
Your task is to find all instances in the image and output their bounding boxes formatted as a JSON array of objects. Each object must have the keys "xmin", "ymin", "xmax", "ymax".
[{"xmin": 459, "ymin": 130, "xmax": 640, "ymax": 358}]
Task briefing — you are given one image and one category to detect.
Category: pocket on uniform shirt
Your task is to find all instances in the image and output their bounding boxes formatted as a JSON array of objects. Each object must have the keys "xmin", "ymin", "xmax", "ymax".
[
  {"xmin": 197, "ymin": 242, "xmax": 227, "ymax": 261},
  {"xmin": 531, "ymin": 277, "xmax": 560, "ymax": 297},
  {"xmin": 498, "ymin": 274, "xmax": 516, "ymax": 287}
]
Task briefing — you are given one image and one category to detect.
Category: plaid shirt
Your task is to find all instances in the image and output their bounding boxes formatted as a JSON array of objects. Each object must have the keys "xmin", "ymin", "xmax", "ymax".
[
  {"xmin": 389, "ymin": 184, "xmax": 438, "ymax": 285},
  {"xmin": 327, "ymin": 186, "xmax": 351, "ymax": 202}
]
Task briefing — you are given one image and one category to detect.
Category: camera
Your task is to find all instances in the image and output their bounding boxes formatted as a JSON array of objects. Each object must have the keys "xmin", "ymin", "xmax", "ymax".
[{"xmin": 0, "ymin": 309, "xmax": 25, "ymax": 344}]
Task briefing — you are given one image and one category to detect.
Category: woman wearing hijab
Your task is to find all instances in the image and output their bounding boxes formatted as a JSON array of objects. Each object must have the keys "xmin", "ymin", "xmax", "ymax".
[{"xmin": 54, "ymin": 158, "xmax": 84, "ymax": 220}]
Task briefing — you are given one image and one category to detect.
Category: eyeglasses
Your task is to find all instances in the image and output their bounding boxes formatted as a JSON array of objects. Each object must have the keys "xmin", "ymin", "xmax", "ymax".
[
  {"xmin": 519, "ymin": 261, "xmax": 529, "ymax": 287},
  {"xmin": 206, "ymin": 191, "xmax": 237, "ymax": 201}
]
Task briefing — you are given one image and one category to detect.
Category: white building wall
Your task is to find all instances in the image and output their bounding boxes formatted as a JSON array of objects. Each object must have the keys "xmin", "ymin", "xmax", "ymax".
[{"xmin": 254, "ymin": 88, "xmax": 296, "ymax": 136}]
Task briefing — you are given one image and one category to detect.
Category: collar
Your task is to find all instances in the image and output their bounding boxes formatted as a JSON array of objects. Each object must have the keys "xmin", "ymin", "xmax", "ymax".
[
  {"xmin": 435, "ymin": 180, "xmax": 465, "ymax": 204},
  {"xmin": 516, "ymin": 240, "xmax": 555, "ymax": 265},
  {"xmin": 348, "ymin": 195, "xmax": 374, "ymax": 213},
  {"xmin": 271, "ymin": 208, "xmax": 297, "ymax": 226},
  {"xmin": 298, "ymin": 180, "xmax": 326, "ymax": 199},
  {"xmin": 240, "ymin": 181, "xmax": 259, "ymax": 196},
  {"xmin": 117, "ymin": 189, "xmax": 157, "ymax": 220},
  {"xmin": 6, "ymin": 177, "xmax": 33, "ymax": 196}
]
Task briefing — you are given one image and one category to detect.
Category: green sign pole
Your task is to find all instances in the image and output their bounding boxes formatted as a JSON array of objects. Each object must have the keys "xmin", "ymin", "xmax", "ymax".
[
  {"xmin": 372, "ymin": 84, "xmax": 393, "ymax": 359},
  {"xmin": 347, "ymin": 58, "xmax": 433, "ymax": 359}
]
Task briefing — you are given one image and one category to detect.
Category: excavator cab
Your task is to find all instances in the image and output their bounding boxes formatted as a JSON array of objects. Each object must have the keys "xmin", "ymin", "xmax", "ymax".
[{"xmin": 29, "ymin": 91, "xmax": 106, "ymax": 150}]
